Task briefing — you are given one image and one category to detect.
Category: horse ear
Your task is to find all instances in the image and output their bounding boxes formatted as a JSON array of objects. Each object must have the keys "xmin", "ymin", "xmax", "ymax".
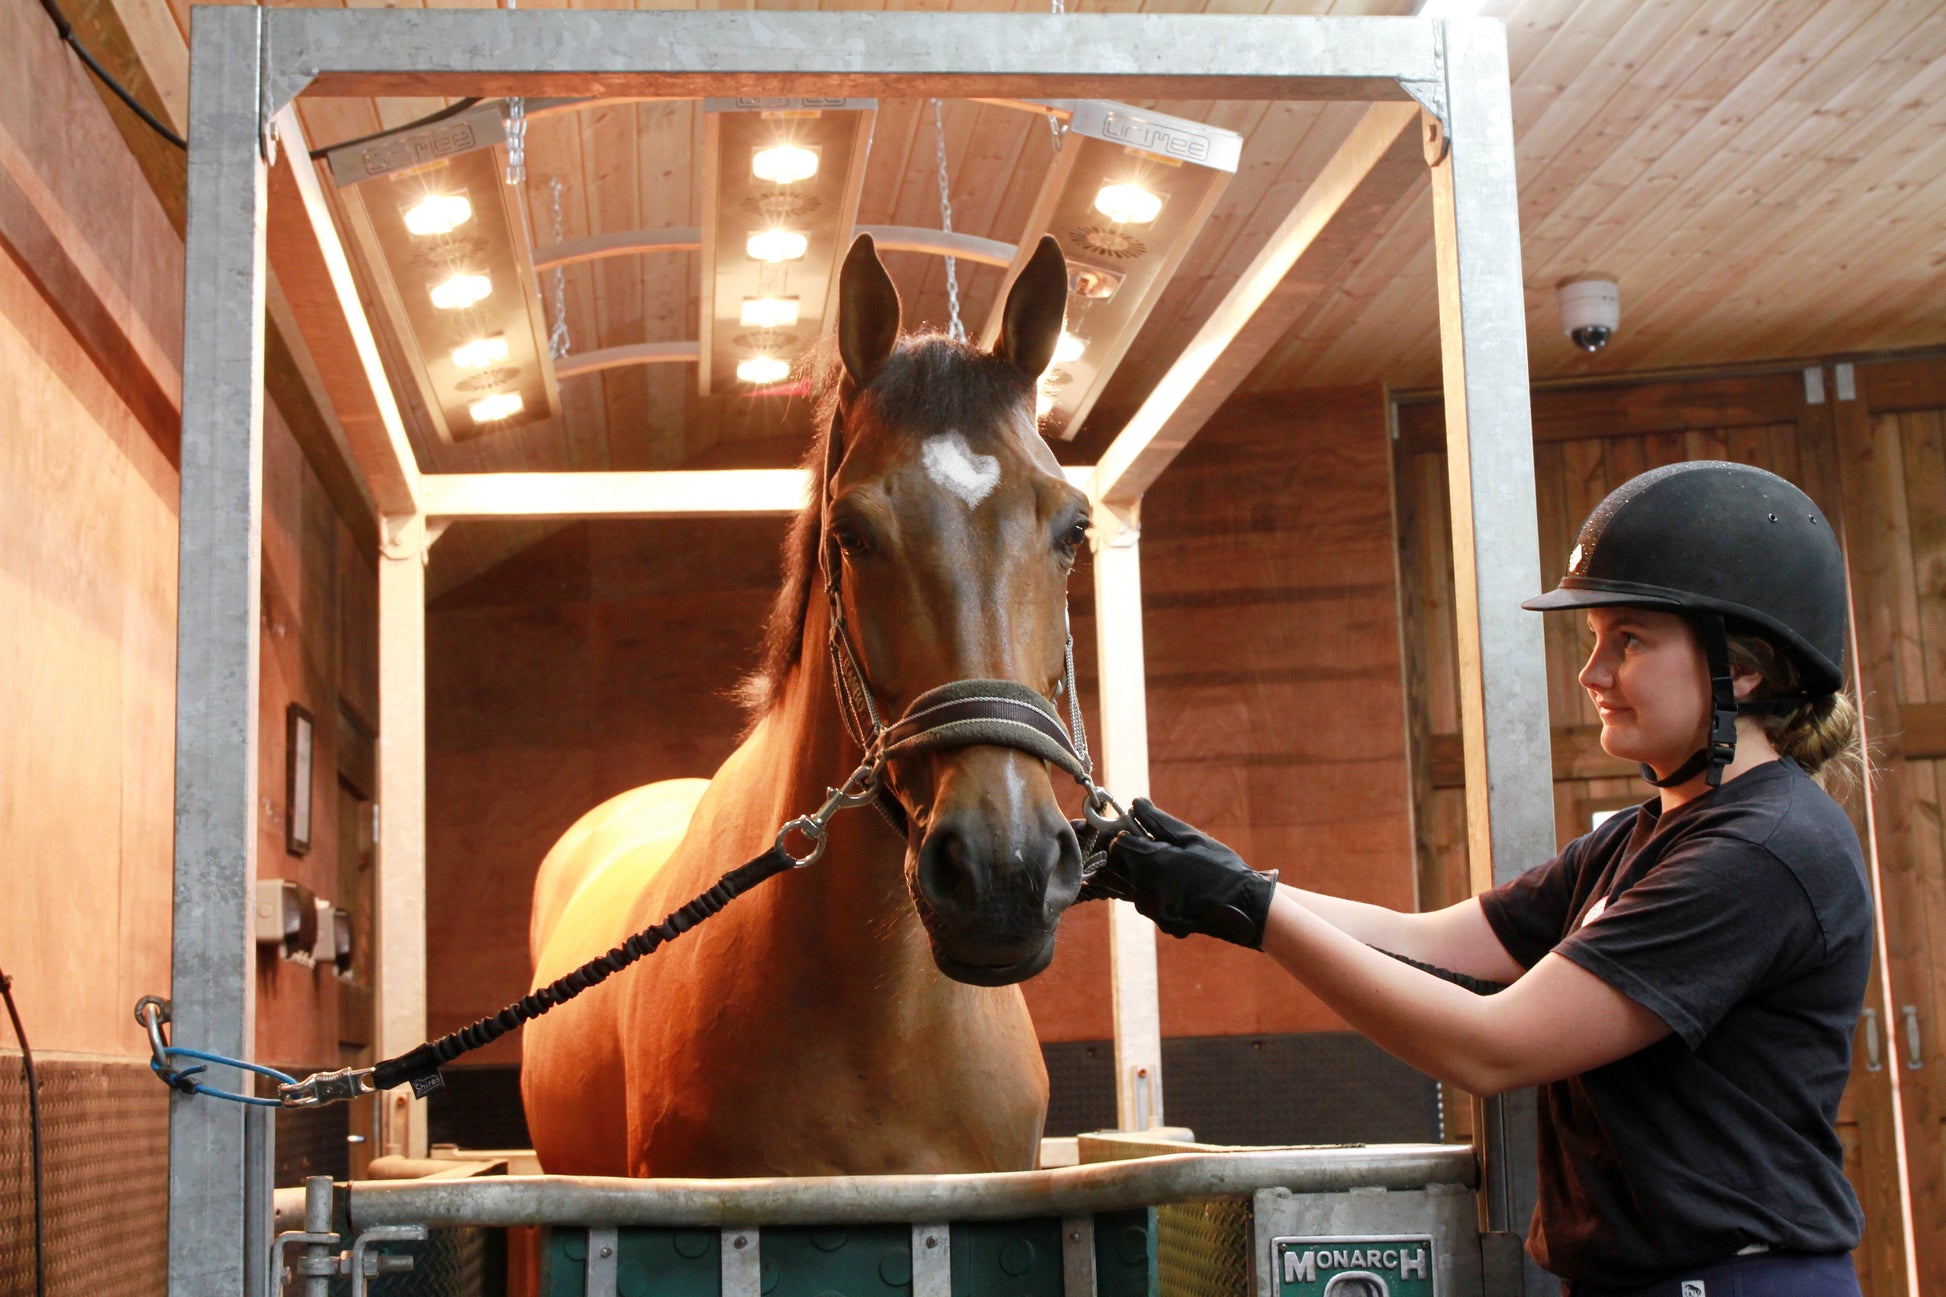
[
  {"xmin": 838, "ymin": 233, "xmax": 901, "ymax": 394},
  {"xmin": 994, "ymin": 235, "xmax": 1068, "ymax": 381}
]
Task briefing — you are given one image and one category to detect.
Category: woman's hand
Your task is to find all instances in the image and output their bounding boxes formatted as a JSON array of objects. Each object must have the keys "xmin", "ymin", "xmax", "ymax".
[{"xmin": 1086, "ymin": 799, "xmax": 1278, "ymax": 948}]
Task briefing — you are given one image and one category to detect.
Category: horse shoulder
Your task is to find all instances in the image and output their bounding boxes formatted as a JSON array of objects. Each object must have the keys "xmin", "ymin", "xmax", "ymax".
[{"xmin": 528, "ymin": 777, "xmax": 711, "ymax": 963}]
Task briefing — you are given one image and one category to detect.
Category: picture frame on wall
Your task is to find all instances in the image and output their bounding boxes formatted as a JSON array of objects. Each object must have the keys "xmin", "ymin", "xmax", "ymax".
[{"xmin": 286, "ymin": 702, "xmax": 314, "ymax": 856}]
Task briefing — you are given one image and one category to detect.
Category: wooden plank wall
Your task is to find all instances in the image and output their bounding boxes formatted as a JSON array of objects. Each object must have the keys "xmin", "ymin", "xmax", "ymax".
[{"xmin": 1396, "ymin": 356, "xmax": 1946, "ymax": 1297}]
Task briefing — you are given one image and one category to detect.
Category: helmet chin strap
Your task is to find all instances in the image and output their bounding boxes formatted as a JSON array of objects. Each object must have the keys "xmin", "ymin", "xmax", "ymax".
[{"xmin": 1639, "ymin": 614, "xmax": 1741, "ymax": 790}]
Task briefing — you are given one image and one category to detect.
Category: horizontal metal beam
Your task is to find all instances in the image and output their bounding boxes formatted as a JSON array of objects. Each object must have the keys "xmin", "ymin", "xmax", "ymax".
[
  {"xmin": 314, "ymin": 1146, "xmax": 1475, "ymax": 1230},
  {"xmin": 533, "ymin": 226, "xmax": 1014, "ymax": 282},
  {"xmin": 1092, "ymin": 101, "xmax": 1424, "ymax": 507},
  {"xmin": 859, "ymin": 226, "xmax": 1016, "ymax": 268},
  {"xmin": 555, "ymin": 341, "xmax": 700, "ymax": 379},
  {"xmin": 263, "ymin": 11, "xmax": 1435, "ymax": 105},
  {"xmin": 267, "ymin": 106, "xmax": 422, "ymax": 517},
  {"xmin": 535, "ymin": 227, "xmax": 700, "ymax": 271},
  {"xmin": 418, "ymin": 470, "xmax": 811, "ymax": 519}
]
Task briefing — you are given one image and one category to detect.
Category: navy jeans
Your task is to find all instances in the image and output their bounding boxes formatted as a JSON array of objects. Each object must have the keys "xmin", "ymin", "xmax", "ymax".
[{"xmin": 1566, "ymin": 1253, "xmax": 1862, "ymax": 1297}]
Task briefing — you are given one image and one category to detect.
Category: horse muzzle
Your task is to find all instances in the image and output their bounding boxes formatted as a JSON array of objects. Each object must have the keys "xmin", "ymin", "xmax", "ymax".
[{"xmin": 908, "ymin": 781, "xmax": 1082, "ymax": 987}]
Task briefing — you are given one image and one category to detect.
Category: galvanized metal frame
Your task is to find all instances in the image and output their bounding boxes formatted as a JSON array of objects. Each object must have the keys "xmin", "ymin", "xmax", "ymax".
[{"xmin": 171, "ymin": 10, "xmax": 1552, "ymax": 1295}]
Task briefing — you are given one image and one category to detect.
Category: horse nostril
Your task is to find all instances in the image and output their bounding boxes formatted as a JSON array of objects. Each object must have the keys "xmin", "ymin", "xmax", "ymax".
[{"xmin": 917, "ymin": 826, "xmax": 983, "ymax": 915}]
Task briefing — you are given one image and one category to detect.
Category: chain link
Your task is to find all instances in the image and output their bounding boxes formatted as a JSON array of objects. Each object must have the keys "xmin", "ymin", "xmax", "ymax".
[
  {"xmin": 930, "ymin": 98, "xmax": 965, "ymax": 343},
  {"xmin": 1045, "ymin": 0, "xmax": 1065, "ymax": 150},
  {"xmin": 547, "ymin": 176, "xmax": 571, "ymax": 360},
  {"xmin": 505, "ymin": 96, "xmax": 527, "ymax": 186}
]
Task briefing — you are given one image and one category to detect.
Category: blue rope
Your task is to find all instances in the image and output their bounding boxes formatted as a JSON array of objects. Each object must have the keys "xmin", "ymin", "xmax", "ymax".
[{"xmin": 152, "ymin": 1047, "xmax": 296, "ymax": 1107}]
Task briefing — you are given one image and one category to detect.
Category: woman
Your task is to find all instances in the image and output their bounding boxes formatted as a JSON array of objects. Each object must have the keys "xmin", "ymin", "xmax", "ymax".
[{"xmin": 1093, "ymin": 461, "xmax": 1873, "ymax": 1296}]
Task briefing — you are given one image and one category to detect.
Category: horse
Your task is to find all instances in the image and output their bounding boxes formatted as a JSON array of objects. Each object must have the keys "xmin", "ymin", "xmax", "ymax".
[{"xmin": 521, "ymin": 232, "xmax": 1096, "ymax": 1178}]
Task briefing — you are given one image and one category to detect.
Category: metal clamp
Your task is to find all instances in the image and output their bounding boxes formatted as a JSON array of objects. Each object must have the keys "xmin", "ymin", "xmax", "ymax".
[
  {"xmin": 279, "ymin": 1065, "xmax": 378, "ymax": 1108},
  {"xmin": 347, "ymin": 1224, "xmax": 427, "ymax": 1297},
  {"xmin": 269, "ymin": 1231, "xmax": 339, "ymax": 1297}
]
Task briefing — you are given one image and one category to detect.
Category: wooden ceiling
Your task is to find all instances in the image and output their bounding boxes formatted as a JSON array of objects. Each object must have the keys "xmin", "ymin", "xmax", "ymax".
[{"xmin": 123, "ymin": 0, "xmax": 1946, "ymax": 582}]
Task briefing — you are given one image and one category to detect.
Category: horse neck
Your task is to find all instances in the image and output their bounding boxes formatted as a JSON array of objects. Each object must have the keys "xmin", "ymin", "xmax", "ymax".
[{"xmin": 743, "ymin": 595, "xmax": 921, "ymax": 967}]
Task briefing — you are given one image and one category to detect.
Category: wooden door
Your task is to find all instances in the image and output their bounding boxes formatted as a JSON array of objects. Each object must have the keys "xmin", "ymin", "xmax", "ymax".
[{"xmin": 1831, "ymin": 357, "xmax": 1946, "ymax": 1296}]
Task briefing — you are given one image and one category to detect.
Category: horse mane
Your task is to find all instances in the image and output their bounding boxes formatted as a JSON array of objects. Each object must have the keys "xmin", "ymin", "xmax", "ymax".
[{"xmin": 736, "ymin": 331, "xmax": 1039, "ymax": 720}]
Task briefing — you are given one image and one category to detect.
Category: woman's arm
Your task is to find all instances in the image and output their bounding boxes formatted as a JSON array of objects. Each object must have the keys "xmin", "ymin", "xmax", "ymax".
[
  {"xmin": 1283, "ymin": 889, "xmax": 1526, "ymax": 985},
  {"xmin": 1261, "ymin": 892, "xmax": 1669, "ymax": 1094}
]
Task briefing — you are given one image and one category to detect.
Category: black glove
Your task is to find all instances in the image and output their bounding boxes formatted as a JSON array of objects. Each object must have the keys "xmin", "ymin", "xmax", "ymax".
[{"xmin": 1086, "ymin": 799, "xmax": 1277, "ymax": 948}]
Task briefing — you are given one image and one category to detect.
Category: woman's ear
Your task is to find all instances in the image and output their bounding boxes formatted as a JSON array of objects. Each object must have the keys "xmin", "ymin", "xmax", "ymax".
[
  {"xmin": 994, "ymin": 235, "xmax": 1068, "ymax": 381},
  {"xmin": 1730, "ymin": 662, "xmax": 1764, "ymax": 701},
  {"xmin": 838, "ymin": 233, "xmax": 901, "ymax": 394}
]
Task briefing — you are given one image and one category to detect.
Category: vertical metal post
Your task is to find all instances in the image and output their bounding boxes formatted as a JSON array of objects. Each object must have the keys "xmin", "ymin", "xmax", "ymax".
[
  {"xmin": 1090, "ymin": 501, "xmax": 1164, "ymax": 1131},
  {"xmin": 243, "ymin": 1105, "xmax": 277, "ymax": 1297},
  {"xmin": 378, "ymin": 515, "xmax": 430, "ymax": 1157},
  {"xmin": 170, "ymin": 8, "xmax": 268, "ymax": 1295},
  {"xmin": 1427, "ymin": 18, "xmax": 1555, "ymax": 1296}
]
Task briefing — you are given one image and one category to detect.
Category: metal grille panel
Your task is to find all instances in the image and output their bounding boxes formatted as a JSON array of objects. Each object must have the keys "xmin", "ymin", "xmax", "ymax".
[
  {"xmin": 0, "ymin": 1053, "xmax": 169, "ymax": 1296},
  {"xmin": 1156, "ymin": 1197, "xmax": 1252, "ymax": 1297}
]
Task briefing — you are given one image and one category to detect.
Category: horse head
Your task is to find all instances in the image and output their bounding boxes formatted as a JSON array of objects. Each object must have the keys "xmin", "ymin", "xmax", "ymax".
[{"xmin": 822, "ymin": 231, "xmax": 1086, "ymax": 987}]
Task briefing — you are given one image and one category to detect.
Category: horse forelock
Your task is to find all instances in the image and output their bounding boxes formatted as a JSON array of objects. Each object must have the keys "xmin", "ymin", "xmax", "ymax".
[{"xmin": 736, "ymin": 332, "xmax": 1040, "ymax": 723}]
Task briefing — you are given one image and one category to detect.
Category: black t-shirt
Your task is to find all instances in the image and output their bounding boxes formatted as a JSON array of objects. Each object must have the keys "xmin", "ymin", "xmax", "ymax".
[{"xmin": 1478, "ymin": 759, "xmax": 1872, "ymax": 1286}]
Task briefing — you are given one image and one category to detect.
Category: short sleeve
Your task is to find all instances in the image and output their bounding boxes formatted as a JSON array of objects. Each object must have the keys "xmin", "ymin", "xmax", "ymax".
[
  {"xmin": 1478, "ymin": 841, "xmax": 1586, "ymax": 971},
  {"xmin": 1555, "ymin": 838, "xmax": 1820, "ymax": 1048}
]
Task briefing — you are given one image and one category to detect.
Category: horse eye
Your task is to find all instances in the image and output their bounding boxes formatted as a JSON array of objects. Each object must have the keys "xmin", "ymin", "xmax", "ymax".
[
  {"xmin": 833, "ymin": 525, "xmax": 872, "ymax": 558},
  {"xmin": 1059, "ymin": 519, "xmax": 1091, "ymax": 552}
]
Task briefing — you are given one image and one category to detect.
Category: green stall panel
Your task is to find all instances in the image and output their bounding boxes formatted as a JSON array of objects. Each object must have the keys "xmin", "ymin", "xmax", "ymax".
[
  {"xmin": 541, "ymin": 1227, "xmax": 721, "ymax": 1297},
  {"xmin": 761, "ymin": 1225, "xmax": 914, "ymax": 1297},
  {"xmin": 1092, "ymin": 1210, "xmax": 1157, "ymax": 1297}
]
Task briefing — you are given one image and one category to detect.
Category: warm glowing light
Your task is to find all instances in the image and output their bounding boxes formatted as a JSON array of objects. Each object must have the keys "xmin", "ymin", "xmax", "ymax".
[
  {"xmin": 752, "ymin": 144, "xmax": 819, "ymax": 185},
  {"xmin": 747, "ymin": 229, "xmax": 809, "ymax": 263},
  {"xmin": 430, "ymin": 272, "xmax": 492, "ymax": 311},
  {"xmin": 740, "ymin": 297, "xmax": 801, "ymax": 329},
  {"xmin": 1054, "ymin": 331, "xmax": 1087, "ymax": 364},
  {"xmin": 737, "ymin": 356, "xmax": 791, "ymax": 385},
  {"xmin": 468, "ymin": 392, "xmax": 524, "ymax": 423},
  {"xmin": 1093, "ymin": 182, "xmax": 1163, "ymax": 225},
  {"xmin": 403, "ymin": 193, "xmax": 473, "ymax": 237},
  {"xmin": 1036, "ymin": 387, "xmax": 1055, "ymax": 420},
  {"xmin": 451, "ymin": 335, "xmax": 510, "ymax": 370}
]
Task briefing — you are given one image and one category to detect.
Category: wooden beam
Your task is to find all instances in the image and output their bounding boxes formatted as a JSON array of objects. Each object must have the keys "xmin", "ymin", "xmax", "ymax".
[
  {"xmin": 267, "ymin": 106, "xmax": 421, "ymax": 519},
  {"xmin": 419, "ymin": 469, "xmax": 810, "ymax": 519},
  {"xmin": 1091, "ymin": 102, "xmax": 1424, "ymax": 507},
  {"xmin": 554, "ymin": 340, "xmax": 699, "ymax": 380},
  {"xmin": 0, "ymin": 156, "xmax": 180, "ymax": 461}
]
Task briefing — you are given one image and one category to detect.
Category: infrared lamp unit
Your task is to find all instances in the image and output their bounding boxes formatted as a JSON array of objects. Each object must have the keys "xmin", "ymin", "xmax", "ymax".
[{"xmin": 1558, "ymin": 275, "xmax": 1620, "ymax": 353}]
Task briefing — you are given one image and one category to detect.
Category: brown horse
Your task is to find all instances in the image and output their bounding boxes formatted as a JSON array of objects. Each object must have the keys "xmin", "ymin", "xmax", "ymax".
[{"xmin": 522, "ymin": 233, "xmax": 1092, "ymax": 1177}]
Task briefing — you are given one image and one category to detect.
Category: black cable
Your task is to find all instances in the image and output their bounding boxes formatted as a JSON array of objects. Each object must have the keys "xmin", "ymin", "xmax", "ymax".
[
  {"xmin": 308, "ymin": 99, "xmax": 484, "ymax": 162},
  {"xmin": 36, "ymin": 0, "xmax": 186, "ymax": 151},
  {"xmin": 0, "ymin": 964, "xmax": 46, "ymax": 1297}
]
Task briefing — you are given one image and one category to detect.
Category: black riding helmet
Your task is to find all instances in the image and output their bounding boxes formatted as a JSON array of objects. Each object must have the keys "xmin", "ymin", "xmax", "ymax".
[{"xmin": 1522, "ymin": 461, "xmax": 1848, "ymax": 788}]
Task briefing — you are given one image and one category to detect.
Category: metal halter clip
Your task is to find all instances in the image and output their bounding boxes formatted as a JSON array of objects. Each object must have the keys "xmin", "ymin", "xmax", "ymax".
[
  {"xmin": 1081, "ymin": 786, "xmax": 1140, "ymax": 840},
  {"xmin": 279, "ymin": 1066, "xmax": 378, "ymax": 1109},
  {"xmin": 775, "ymin": 760, "xmax": 882, "ymax": 867}
]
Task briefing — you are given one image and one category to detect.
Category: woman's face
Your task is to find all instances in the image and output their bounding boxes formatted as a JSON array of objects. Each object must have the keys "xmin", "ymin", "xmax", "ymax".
[{"xmin": 1578, "ymin": 607, "xmax": 1711, "ymax": 777}]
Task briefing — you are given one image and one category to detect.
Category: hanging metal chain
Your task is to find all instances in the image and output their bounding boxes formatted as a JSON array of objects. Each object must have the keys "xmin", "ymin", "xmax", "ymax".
[
  {"xmin": 505, "ymin": 97, "xmax": 527, "ymax": 186},
  {"xmin": 1045, "ymin": 0, "xmax": 1065, "ymax": 150},
  {"xmin": 547, "ymin": 176, "xmax": 571, "ymax": 360},
  {"xmin": 930, "ymin": 98, "xmax": 965, "ymax": 343}
]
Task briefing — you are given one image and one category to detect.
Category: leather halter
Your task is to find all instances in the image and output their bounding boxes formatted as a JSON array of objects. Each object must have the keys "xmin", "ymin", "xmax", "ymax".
[{"xmin": 815, "ymin": 421, "xmax": 1122, "ymax": 843}]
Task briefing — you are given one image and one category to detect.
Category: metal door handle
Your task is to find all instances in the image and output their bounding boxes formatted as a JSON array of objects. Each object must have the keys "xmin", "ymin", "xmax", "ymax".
[
  {"xmin": 1862, "ymin": 1008, "xmax": 1881, "ymax": 1072},
  {"xmin": 1901, "ymin": 1006, "xmax": 1923, "ymax": 1071}
]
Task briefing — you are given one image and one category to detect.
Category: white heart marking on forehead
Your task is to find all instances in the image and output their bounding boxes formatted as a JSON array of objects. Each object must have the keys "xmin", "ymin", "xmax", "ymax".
[{"xmin": 922, "ymin": 430, "xmax": 1003, "ymax": 509}]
